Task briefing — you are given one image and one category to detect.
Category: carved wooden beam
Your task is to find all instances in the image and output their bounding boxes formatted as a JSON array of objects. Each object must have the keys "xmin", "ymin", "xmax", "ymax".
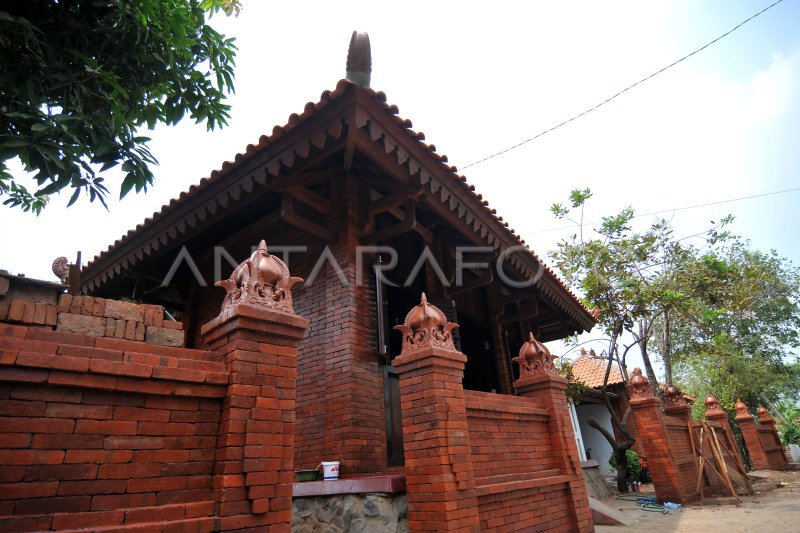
[
  {"xmin": 281, "ymin": 192, "xmax": 336, "ymax": 241},
  {"xmin": 361, "ymin": 199, "xmax": 420, "ymax": 244},
  {"xmin": 449, "ymin": 271, "xmax": 493, "ymax": 296},
  {"xmin": 501, "ymin": 299, "xmax": 540, "ymax": 325},
  {"xmin": 291, "ymin": 186, "xmax": 330, "ymax": 215},
  {"xmin": 369, "ymin": 191, "xmax": 411, "ymax": 216},
  {"xmin": 271, "ymin": 169, "xmax": 342, "ymax": 189}
]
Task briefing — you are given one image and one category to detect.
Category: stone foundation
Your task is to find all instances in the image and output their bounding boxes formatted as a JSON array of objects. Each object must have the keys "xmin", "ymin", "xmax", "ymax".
[{"xmin": 291, "ymin": 493, "xmax": 407, "ymax": 533}]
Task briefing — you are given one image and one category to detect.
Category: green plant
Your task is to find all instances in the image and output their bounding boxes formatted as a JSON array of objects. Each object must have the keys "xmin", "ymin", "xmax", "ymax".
[
  {"xmin": 779, "ymin": 419, "xmax": 800, "ymax": 445},
  {"xmin": 608, "ymin": 449, "xmax": 643, "ymax": 484}
]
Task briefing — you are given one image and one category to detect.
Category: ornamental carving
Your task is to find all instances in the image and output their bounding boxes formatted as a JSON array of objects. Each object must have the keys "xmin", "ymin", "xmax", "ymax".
[
  {"xmin": 663, "ymin": 383, "xmax": 687, "ymax": 407},
  {"xmin": 629, "ymin": 367, "xmax": 652, "ymax": 399},
  {"xmin": 756, "ymin": 405, "xmax": 774, "ymax": 423},
  {"xmin": 734, "ymin": 399, "xmax": 750, "ymax": 417},
  {"xmin": 216, "ymin": 240, "xmax": 304, "ymax": 314},
  {"xmin": 512, "ymin": 332, "xmax": 557, "ymax": 379},
  {"xmin": 704, "ymin": 393, "xmax": 725, "ymax": 416},
  {"xmin": 393, "ymin": 293, "xmax": 459, "ymax": 354}
]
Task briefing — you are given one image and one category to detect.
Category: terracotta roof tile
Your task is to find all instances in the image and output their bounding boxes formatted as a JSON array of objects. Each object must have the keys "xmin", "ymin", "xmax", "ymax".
[
  {"xmin": 83, "ymin": 80, "xmax": 595, "ymax": 326},
  {"xmin": 571, "ymin": 355, "xmax": 625, "ymax": 389}
]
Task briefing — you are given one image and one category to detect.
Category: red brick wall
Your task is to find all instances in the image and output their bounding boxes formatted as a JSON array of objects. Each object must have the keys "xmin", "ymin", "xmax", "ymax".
[
  {"xmin": 465, "ymin": 391, "xmax": 558, "ymax": 480},
  {"xmin": 0, "ymin": 322, "xmax": 225, "ymax": 532},
  {"xmin": 182, "ymin": 182, "xmax": 388, "ymax": 475},
  {"xmin": 465, "ymin": 390, "xmax": 590, "ymax": 532}
]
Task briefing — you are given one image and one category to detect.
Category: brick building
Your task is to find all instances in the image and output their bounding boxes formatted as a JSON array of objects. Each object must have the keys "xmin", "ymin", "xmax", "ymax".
[{"xmin": 0, "ymin": 33, "xmax": 598, "ymax": 531}]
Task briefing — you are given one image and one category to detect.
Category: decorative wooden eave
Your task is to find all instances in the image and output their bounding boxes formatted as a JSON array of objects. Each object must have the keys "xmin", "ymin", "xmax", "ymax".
[
  {"xmin": 82, "ymin": 80, "xmax": 595, "ymax": 332},
  {"xmin": 82, "ymin": 83, "xmax": 356, "ymax": 292}
]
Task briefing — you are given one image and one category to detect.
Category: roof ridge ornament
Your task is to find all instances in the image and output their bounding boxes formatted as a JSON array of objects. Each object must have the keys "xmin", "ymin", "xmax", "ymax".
[
  {"xmin": 346, "ymin": 31, "xmax": 372, "ymax": 87},
  {"xmin": 215, "ymin": 240, "xmax": 304, "ymax": 314}
]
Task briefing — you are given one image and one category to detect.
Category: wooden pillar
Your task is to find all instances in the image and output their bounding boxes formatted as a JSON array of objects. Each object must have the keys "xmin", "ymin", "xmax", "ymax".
[
  {"xmin": 513, "ymin": 333, "xmax": 593, "ymax": 533},
  {"xmin": 627, "ymin": 369, "xmax": 686, "ymax": 503},
  {"xmin": 201, "ymin": 241, "xmax": 308, "ymax": 532},
  {"xmin": 393, "ymin": 294, "xmax": 481, "ymax": 533}
]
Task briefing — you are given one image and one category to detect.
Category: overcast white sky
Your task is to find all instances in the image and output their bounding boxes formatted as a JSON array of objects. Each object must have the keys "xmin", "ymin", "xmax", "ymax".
[{"xmin": 1, "ymin": 1, "xmax": 798, "ymax": 373}]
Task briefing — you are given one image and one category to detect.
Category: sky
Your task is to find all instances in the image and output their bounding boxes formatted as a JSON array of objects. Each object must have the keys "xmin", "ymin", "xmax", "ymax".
[{"xmin": 1, "ymin": 1, "xmax": 799, "ymax": 374}]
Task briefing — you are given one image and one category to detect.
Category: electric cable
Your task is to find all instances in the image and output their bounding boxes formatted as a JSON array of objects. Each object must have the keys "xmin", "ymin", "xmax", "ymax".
[{"xmin": 459, "ymin": 0, "xmax": 786, "ymax": 171}]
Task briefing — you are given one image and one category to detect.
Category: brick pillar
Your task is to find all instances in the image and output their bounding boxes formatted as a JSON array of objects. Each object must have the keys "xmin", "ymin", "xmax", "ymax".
[
  {"xmin": 392, "ymin": 294, "xmax": 480, "ymax": 533},
  {"xmin": 627, "ymin": 369, "xmax": 685, "ymax": 503},
  {"xmin": 201, "ymin": 241, "xmax": 308, "ymax": 532},
  {"xmin": 513, "ymin": 333, "xmax": 593, "ymax": 533},
  {"xmin": 756, "ymin": 406, "xmax": 788, "ymax": 470},
  {"xmin": 703, "ymin": 394, "xmax": 737, "ymax": 453}
]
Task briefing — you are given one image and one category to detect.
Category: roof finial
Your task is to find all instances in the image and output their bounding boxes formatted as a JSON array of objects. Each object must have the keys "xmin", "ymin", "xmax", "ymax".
[{"xmin": 346, "ymin": 31, "xmax": 372, "ymax": 87}]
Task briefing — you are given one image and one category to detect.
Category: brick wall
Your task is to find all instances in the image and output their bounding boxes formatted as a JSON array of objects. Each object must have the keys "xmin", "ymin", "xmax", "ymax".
[
  {"xmin": 465, "ymin": 391, "xmax": 590, "ymax": 532},
  {"xmin": 1, "ymin": 282, "xmax": 308, "ymax": 531},
  {"xmin": 180, "ymin": 181, "xmax": 388, "ymax": 476},
  {"xmin": 0, "ymin": 322, "xmax": 225, "ymax": 532}
]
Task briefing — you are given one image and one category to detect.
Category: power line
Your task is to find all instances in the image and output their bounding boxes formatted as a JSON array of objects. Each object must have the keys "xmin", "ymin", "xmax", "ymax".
[
  {"xmin": 520, "ymin": 186, "xmax": 800, "ymax": 236},
  {"xmin": 459, "ymin": 0, "xmax": 785, "ymax": 171}
]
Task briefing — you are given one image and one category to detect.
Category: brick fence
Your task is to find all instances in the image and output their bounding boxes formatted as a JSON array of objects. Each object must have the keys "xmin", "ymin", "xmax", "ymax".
[
  {"xmin": 393, "ymin": 296, "xmax": 592, "ymax": 533},
  {"xmin": 0, "ymin": 244, "xmax": 309, "ymax": 532},
  {"xmin": 735, "ymin": 400, "xmax": 788, "ymax": 471}
]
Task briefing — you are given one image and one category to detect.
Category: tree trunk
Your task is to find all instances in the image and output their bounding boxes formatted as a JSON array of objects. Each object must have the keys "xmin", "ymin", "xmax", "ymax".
[
  {"xmin": 637, "ymin": 320, "xmax": 660, "ymax": 397},
  {"xmin": 613, "ymin": 448, "xmax": 629, "ymax": 492},
  {"xmin": 663, "ymin": 310, "xmax": 673, "ymax": 383}
]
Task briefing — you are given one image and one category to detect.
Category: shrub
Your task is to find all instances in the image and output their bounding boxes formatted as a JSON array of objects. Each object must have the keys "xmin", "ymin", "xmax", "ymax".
[{"xmin": 608, "ymin": 449, "xmax": 643, "ymax": 484}]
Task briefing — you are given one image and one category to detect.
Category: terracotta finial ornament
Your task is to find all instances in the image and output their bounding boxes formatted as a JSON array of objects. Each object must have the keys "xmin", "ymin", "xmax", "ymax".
[
  {"xmin": 346, "ymin": 31, "xmax": 372, "ymax": 87},
  {"xmin": 629, "ymin": 367, "xmax": 652, "ymax": 399},
  {"xmin": 704, "ymin": 393, "xmax": 725, "ymax": 416},
  {"xmin": 734, "ymin": 399, "xmax": 749, "ymax": 417},
  {"xmin": 394, "ymin": 293, "xmax": 459, "ymax": 354},
  {"xmin": 215, "ymin": 240, "xmax": 304, "ymax": 314},
  {"xmin": 756, "ymin": 405, "xmax": 774, "ymax": 423},
  {"xmin": 663, "ymin": 383, "xmax": 687, "ymax": 407},
  {"xmin": 512, "ymin": 332, "xmax": 557, "ymax": 379}
]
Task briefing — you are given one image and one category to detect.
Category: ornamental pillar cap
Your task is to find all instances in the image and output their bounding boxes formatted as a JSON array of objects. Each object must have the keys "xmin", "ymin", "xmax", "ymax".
[
  {"xmin": 664, "ymin": 382, "xmax": 688, "ymax": 408},
  {"xmin": 757, "ymin": 405, "xmax": 774, "ymax": 423},
  {"xmin": 215, "ymin": 240, "xmax": 304, "ymax": 314},
  {"xmin": 704, "ymin": 393, "xmax": 725, "ymax": 416},
  {"xmin": 734, "ymin": 398, "xmax": 749, "ymax": 417},
  {"xmin": 512, "ymin": 332, "xmax": 557, "ymax": 380},
  {"xmin": 394, "ymin": 293, "xmax": 459, "ymax": 354},
  {"xmin": 629, "ymin": 367, "xmax": 653, "ymax": 399}
]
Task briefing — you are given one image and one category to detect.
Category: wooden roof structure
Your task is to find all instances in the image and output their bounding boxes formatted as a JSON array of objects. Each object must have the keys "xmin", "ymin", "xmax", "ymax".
[{"xmin": 82, "ymin": 79, "xmax": 596, "ymax": 335}]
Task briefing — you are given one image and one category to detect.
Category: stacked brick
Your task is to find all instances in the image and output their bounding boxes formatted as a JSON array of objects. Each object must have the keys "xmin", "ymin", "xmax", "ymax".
[
  {"xmin": 0, "ymin": 322, "xmax": 226, "ymax": 532},
  {"xmin": 3, "ymin": 294, "xmax": 184, "ymax": 347}
]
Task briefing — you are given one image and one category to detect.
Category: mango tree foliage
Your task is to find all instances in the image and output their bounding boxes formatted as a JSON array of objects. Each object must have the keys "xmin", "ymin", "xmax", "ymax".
[
  {"xmin": 670, "ymin": 241, "xmax": 800, "ymax": 410},
  {"xmin": 0, "ymin": 0, "xmax": 239, "ymax": 213}
]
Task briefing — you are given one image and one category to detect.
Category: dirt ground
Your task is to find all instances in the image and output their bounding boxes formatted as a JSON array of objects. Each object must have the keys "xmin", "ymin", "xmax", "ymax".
[{"xmin": 596, "ymin": 469, "xmax": 800, "ymax": 533}]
